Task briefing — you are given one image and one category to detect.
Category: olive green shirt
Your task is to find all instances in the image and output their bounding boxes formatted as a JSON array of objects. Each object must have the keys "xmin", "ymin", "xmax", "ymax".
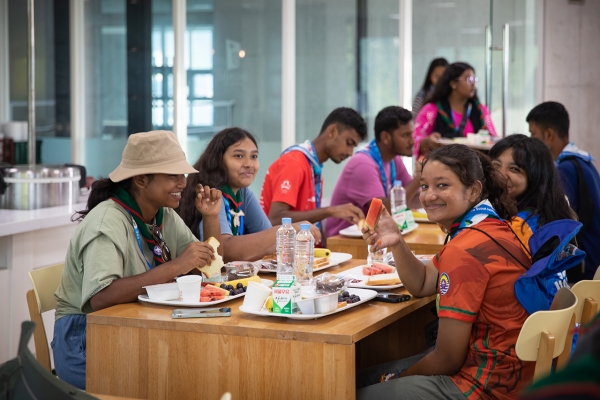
[{"xmin": 54, "ymin": 200, "xmax": 197, "ymax": 320}]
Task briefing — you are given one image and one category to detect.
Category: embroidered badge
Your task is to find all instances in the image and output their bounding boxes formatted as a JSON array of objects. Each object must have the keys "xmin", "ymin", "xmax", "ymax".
[{"xmin": 439, "ymin": 272, "xmax": 450, "ymax": 295}]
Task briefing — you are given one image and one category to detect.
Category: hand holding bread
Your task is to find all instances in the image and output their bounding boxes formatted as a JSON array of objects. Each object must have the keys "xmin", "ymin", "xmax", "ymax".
[
  {"xmin": 197, "ymin": 237, "xmax": 224, "ymax": 278},
  {"xmin": 175, "ymin": 241, "xmax": 216, "ymax": 275}
]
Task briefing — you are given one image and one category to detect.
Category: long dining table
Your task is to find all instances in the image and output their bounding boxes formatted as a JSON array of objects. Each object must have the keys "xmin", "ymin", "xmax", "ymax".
[
  {"xmin": 86, "ymin": 259, "xmax": 437, "ymax": 400},
  {"xmin": 327, "ymin": 222, "xmax": 446, "ymax": 259}
]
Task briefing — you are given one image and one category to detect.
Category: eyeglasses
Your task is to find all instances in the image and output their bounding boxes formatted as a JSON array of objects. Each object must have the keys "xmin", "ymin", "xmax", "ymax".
[
  {"xmin": 150, "ymin": 224, "xmax": 172, "ymax": 263},
  {"xmin": 457, "ymin": 76, "xmax": 479, "ymax": 84}
]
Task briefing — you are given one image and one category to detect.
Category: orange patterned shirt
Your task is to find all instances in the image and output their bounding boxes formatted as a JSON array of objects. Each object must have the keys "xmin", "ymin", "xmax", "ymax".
[{"xmin": 434, "ymin": 218, "xmax": 535, "ymax": 399}]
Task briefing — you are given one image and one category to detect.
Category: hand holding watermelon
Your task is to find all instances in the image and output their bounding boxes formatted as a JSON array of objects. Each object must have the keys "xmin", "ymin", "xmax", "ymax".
[{"xmin": 361, "ymin": 206, "xmax": 402, "ymax": 253}]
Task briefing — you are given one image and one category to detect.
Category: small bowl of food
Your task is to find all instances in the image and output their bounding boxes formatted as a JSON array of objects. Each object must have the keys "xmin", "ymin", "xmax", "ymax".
[
  {"xmin": 296, "ymin": 297, "xmax": 316, "ymax": 315},
  {"xmin": 314, "ymin": 293, "xmax": 338, "ymax": 314},
  {"xmin": 143, "ymin": 282, "xmax": 180, "ymax": 301}
]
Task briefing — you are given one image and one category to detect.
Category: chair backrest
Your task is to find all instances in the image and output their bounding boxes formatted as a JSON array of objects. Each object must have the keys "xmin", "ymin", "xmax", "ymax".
[
  {"xmin": 570, "ymin": 279, "xmax": 600, "ymax": 326},
  {"xmin": 0, "ymin": 321, "xmax": 97, "ymax": 400},
  {"xmin": 594, "ymin": 265, "xmax": 600, "ymax": 280},
  {"xmin": 515, "ymin": 287, "xmax": 578, "ymax": 382},
  {"xmin": 28, "ymin": 263, "xmax": 64, "ymax": 313},
  {"xmin": 26, "ymin": 263, "xmax": 64, "ymax": 372}
]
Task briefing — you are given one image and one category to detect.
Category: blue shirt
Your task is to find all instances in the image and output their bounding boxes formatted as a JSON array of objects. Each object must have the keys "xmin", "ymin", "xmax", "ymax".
[
  {"xmin": 198, "ymin": 188, "xmax": 272, "ymax": 241},
  {"xmin": 557, "ymin": 157, "xmax": 600, "ymax": 280}
]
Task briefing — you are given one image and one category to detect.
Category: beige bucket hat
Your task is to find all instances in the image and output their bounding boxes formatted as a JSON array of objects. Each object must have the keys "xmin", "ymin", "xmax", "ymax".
[{"xmin": 109, "ymin": 130, "xmax": 198, "ymax": 182}]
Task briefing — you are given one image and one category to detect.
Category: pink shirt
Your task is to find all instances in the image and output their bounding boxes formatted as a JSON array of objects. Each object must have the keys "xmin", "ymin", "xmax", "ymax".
[
  {"xmin": 413, "ymin": 102, "xmax": 497, "ymax": 155},
  {"xmin": 326, "ymin": 152, "xmax": 413, "ymax": 237}
]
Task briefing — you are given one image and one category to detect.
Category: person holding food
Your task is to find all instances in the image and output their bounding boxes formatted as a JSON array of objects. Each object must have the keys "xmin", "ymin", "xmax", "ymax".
[
  {"xmin": 413, "ymin": 62, "xmax": 497, "ymax": 157},
  {"xmin": 52, "ymin": 131, "xmax": 222, "ymax": 390},
  {"xmin": 358, "ymin": 144, "xmax": 534, "ymax": 399},
  {"xmin": 326, "ymin": 106, "xmax": 421, "ymax": 237},
  {"xmin": 178, "ymin": 127, "xmax": 321, "ymax": 262}
]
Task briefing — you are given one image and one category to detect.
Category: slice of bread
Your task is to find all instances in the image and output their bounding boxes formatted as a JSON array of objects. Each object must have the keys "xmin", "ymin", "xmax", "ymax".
[
  {"xmin": 366, "ymin": 271, "xmax": 401, "ymax": 286},
  {"xmin": 356, "ymin": 219, "xmax": 365, "ymax": 230},
  {"xmin": 197, "ymin": 236, "xmax": 224, "ymax": 278},
  {"xmin": 313, "ymin": 256, "xmax": 330, "ymax": 270}
]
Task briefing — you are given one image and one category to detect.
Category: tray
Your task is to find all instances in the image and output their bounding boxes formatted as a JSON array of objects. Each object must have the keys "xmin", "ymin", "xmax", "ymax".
[
  {"xmin": 258, "ymin": 252, "xmax": 352, "ymax": 274},
  {"xmin": 239, "ymin": 288, "xmax": 378, "ymax": 320},
  {"xmin": 339, "ymin": 223, "xmax": 419, "ymax": 238},
  {"xmin": 336, "ymin": 265, "xmax": 403, "ymax": 290},
  {"xmin": 137, "ymin": 279, "xmax": 274, "ymax": 307}
]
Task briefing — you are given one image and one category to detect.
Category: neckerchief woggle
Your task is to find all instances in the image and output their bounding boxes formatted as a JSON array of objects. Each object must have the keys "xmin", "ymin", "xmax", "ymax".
[
  {"xmin": 446, "ymin": 199, "xmax": 500, "ymax": 241},
  {"xmin": 110, "ymin": 187, "xmax": 165, "ymax": 268},
  {"xmin": 358, "ymin": 139, "xmax": 396, "ymax": 197},
  {"xmin": 221, "ymin": 184, "xmax": 245, "ymax": 236},
  {"xmin": 282, "ymin": 140, "xmax": 323, "ymax": 229}
]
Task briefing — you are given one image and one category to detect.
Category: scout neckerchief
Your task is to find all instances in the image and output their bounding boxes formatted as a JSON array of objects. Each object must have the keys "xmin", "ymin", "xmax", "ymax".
[
  {"xmin": 221, "ymin": 184, "xmax": 245, "ymax": 236},
  {"xmin": 358, "ymin": 139, "xmax": 396, "ymax": 197},
  {"xmin": 282, "ymin": 140, "xmax": 324, "ymax": 228},
  {"xmin": 435, "ymin": 98, "xmax": 484, "ymax": 137},
  {"xmin": 110, "ymin": 187, "xmax": 165, "ymax": 267},
  {"xmin": 446, "ymin": 199, "xmax": 500, "ymax": 242}
]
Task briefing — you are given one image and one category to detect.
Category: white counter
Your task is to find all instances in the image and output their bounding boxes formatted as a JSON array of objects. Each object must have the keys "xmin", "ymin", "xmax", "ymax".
[{"xmin": 0, "ymin": 200, "xmax": 87, "ymax": 363}]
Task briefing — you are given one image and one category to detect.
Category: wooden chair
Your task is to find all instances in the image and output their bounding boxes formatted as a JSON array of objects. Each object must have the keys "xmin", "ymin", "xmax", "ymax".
[
  {"xmin": 515, "ymin": 287, "xmax": 578, "ymax": 382},
  {"xmin": 571, "ymin": 279, "xmax": 600, "ymax": 327},
  {"xmin": 26, "ymin": 263, "xmax": 64, "ymax": 372}
]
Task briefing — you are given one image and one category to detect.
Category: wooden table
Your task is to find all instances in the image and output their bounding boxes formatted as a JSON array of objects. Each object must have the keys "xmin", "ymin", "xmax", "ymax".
[
  {"xmin": 327, "ymin": 223, "xmax": 446, "ymax": 259},
  {"xmin": 86, "ymin": 260, "xmax": 436, "ymax": 400}
]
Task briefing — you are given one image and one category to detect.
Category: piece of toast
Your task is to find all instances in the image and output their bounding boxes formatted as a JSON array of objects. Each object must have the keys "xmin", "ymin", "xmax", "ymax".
[
  {"xmin": 365, "ymin": 271, "xmax": 401, "ymax": 286},
  {"xmin": 313, "ymin": 256, "xmax": 330, "ymax": 270},
  {"xmin": 197, "ymin": 236, "xmax": 224, "ymax": 278}
]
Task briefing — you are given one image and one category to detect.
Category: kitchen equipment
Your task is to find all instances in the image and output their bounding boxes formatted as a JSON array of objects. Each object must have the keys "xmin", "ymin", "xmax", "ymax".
[{"xmin": 0, "ymin": 165, "xmax": 80, "ymax": 210}]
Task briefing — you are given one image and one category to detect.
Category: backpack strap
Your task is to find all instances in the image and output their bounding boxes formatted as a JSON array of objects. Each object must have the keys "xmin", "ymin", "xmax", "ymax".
[{"xmin": 561, "ymin": 156, "xmax": 593, "ymax": 233}]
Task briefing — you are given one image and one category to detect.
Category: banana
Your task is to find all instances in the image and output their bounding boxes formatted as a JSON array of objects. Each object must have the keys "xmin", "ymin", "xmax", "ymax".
[{"xmin": 314, "ymin": 248, "xmax": 331, "ymax": 257}]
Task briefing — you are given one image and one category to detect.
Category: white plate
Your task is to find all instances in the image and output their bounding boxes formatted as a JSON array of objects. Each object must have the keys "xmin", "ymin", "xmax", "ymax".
[
  {"xmin": 137, "ymin": 279, "xmax": 274, "ymax": 307},
  {"xmin": 239, "ymin": 288, "xmax": 378, "ymax": 320},
  {"xmin": 339, "ymin": 223, "xmax": 419, "ymax": 237},
  {"xmin": 258, "ymin": 252, "xmax": 353, "ymax": 274},
  {"xmin": 336, "ymin": 265, "xmax": 403, "ymax": 290}
]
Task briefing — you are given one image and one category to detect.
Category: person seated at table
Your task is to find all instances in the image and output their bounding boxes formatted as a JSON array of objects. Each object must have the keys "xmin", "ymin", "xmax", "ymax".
[
  {"xmin": 413, "ymin": 62, "xmax": 497, "ymax": 157},
  {"xmin": 358, "ymin": 144, "xmax": 534, "ymax": 399},
  {"xmin": 52, "ymin": 131, "xmax": 222, "ymax": 390},
  {"xmin": 527, "ymin": 101, "xmax": 600, "ymax": 282},
  {"xmin": 259, "ymin": 107, "xmax": 367, "ymax": 229},
  {"xmin": 178, "ymin": 127, "xmax": 321, "ymax": 262},
  {"xmin": 412, "ymin": 57, "xmax": 448, "ymax": 117},
  {"xmin": 490, "ymin": 134, "xmax": 577, "ymax": 301},
  {"xmin": 326, "ymin": 106, "xmax": 421, "ymax": 237}
]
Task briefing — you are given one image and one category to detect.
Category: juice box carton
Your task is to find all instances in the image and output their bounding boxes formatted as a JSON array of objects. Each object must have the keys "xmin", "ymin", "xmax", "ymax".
[{"xmin": 272, "ymin": 275, "xmax": 301, "ymax": 314}]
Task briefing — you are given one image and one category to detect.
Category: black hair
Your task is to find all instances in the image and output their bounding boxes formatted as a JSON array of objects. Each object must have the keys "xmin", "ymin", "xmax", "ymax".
[
  {"xmin": 526, "ymin": 101, "xmax": 570, "ymax": 139},
  {"xmin": 420, "ymin": 57, "xmax": 449, "ymax": 92},
  {"xmin": 425, "ymin": 62, "xmax": 481, "ymax": 105},
  {"xmin": 423, "ymin": 144, "xmax": 517, "ymax": 220},
  {"xmin": 489, "ymin": 134, "xmax": 574, "ymax": 227},
  {"xmin": 318, "ymin": 107, "xmax": 368, "ymax": 141},
  {"xmin": 73, "ymin": 177, "xmax": 136, "ymax": 221},
  {"xmin": 374, "ymin": 106, "xmax": 413, "ymax": 142},
  {"xmin": 178, "ymin": 127, "xmax": 258, "ymax": 238}
]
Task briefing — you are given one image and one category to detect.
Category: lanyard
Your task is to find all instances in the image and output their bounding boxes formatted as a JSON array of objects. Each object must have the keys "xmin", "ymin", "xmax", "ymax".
[
  {"xmin": 129, "ymin": 213, "xmax": 154, "ymax": 270},
  {"xmin": 358, "ymin": 139, "xmax": 396, "ymax": 197},
  {"xmin": 308, "ymin": 141, "xmax": 323, "ymax": 210},
  {"xmin": 224, "ymin": 198, "xmax": 245, "ymax": 236},
  {"xmin": 453, "ymin": 103, "xmax": 472, "ymax": 134}
]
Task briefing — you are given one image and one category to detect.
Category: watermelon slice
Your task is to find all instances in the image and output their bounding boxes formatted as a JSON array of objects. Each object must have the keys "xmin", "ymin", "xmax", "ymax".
[
  {"xmin": 362, "ymin": 262, "xmax": 394, "ymax": 276},
  {"xmin": 200, "ymin": 294, "xmax": 227, "ymax": 302},
  {"xmin": 365, "ymin": 198, "xmax": 383, "ymax": 230},
  {"xmin": 201, "ymin": 284, "xmax": 229, "ymax": 297}
]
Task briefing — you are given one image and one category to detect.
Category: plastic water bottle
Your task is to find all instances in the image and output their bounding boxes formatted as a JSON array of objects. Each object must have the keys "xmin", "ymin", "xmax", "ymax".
[
  {"xmin": 390, "ymin": 180, "xmax": 408, "ymax": 230},
  {"xmin": 276, "ymin": 218, "xmax": 296, "ymax": 279},
  {"xmin": 294, "ymin": 224, "xmax": 314, "ymax": 285}
]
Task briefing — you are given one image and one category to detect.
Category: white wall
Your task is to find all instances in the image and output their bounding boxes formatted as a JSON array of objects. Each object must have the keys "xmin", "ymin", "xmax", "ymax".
[{"xmin": 542, "ymin": 0, "xmax": 600, "ymax": 161}]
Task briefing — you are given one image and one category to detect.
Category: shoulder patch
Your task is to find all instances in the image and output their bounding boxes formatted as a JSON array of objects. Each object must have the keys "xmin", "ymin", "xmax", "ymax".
[{"xmin": 439, "ymin": 272, "xmax": 450, "ymax": 295}]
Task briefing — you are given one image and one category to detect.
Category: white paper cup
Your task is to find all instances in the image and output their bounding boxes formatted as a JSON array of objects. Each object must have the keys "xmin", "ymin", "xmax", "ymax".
[
  {"xmin": 176, "ymin": 275, "xmax": 202, "ymax": 302},
  {"xmin": 296, "ymin": 297, "xmax": 315, "ymax": 315},
  {"xmin": 242, "ymin": 281, "xmax": 272, "ymax": 311}
]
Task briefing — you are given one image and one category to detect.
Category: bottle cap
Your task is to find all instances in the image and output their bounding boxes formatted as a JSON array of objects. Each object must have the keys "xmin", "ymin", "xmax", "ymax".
[
  {"xmin": 300, "ymin": 223, "xmax": 310, "ymax": 230},
  {"xmin": 282, "ymin": 218, "xmax": 292, "ymax": 224},
  {"xmin": 393, "ymin": 180, "xmax": 403, "ymax": 186}
]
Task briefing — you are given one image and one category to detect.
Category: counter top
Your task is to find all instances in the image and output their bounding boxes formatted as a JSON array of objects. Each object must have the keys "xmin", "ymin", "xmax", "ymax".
[{"xmin": 0, "ymin": 199, "xmax": 87, "ymax": 237}]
